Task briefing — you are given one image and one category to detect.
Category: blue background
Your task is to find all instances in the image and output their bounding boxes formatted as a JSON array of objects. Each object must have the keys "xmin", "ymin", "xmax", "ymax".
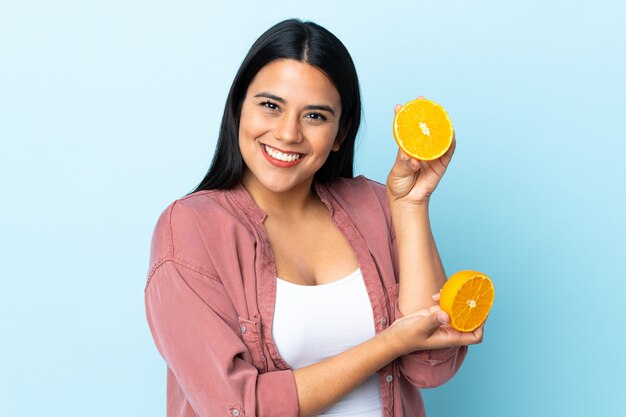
[{"xmin": 1, "ymin": 1, "xmax": 624, "ymax": 416}]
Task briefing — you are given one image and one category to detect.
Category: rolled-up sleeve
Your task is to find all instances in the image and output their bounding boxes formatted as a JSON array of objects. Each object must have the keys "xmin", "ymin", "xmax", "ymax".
[{"xmin": 145, "ymin": 260, "xmax": 300, "ymax": 417}]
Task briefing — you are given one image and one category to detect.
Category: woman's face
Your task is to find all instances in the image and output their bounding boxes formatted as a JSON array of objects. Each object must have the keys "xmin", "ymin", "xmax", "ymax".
[{"xmin": 239, "ymin": 58, "xmax": 342, "ymax": 197}]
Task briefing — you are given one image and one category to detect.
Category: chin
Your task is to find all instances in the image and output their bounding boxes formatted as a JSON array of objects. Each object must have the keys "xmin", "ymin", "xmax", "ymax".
[{"xmin": 259, "ymin": 178, "xmax": 301, "ymax": 194}]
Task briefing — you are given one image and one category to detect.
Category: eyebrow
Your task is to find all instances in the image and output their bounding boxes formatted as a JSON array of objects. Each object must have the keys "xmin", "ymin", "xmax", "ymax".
[{"xmin": 253, "ymin": 92, "xmax": 336, "ymax": 117}]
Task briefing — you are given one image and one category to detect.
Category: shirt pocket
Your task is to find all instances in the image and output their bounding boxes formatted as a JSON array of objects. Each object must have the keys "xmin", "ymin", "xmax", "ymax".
[{"xmin": 237, "ymin": 315, "xmax": 268, "ymax": 373}]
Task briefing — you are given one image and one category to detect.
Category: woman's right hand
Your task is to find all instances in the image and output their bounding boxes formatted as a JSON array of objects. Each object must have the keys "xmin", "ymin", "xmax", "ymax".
[{"xmin": 385, "ymin": 293, "xmax": 486, "ymax": 356}]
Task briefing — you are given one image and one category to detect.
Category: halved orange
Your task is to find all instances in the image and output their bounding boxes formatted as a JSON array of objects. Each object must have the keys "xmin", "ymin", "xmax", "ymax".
[
  {"xmin": 393, "ymin": 98, "xmax": 454, "ymax": 160},
  {"xmin": 439, "ymin": 270, "xmax": 494, "ymax": 332}
]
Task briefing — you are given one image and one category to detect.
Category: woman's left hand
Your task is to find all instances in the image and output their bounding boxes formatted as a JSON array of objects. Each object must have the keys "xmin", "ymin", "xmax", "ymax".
[{"xmin": 386, "ymin": 97, "xmax": 456, "ymax": 206}]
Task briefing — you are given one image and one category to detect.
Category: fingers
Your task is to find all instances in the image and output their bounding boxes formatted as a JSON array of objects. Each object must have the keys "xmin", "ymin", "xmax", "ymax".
[
  {"xmin": 391, "ymin": 148, "xmax": 421, "ymax": 178},
  {"xmin": 419, "ymin": 304, "xmax": 446, "ymax": 323},
  {"xmin": 427, "ymin": 304, "xmax": 442, "ymax": 314},
  {"xmin": 427, "ymin": 309, "xmax": 449, "ymax": 328},
  {"xmin": 458, "ymin": 319, "xmax": 487, "ymax": 345},
  {"xmin": 472, "ymin": 315, "xmax": 488, "ymax": 343},
  {"xmin": 467, "ymin": 324, "xmax": 484, "ymax": 344},
  {"xmin": 431, "ymin": 289, "xmax": 442, "ymax": 301},
  {"xmin": 449, "ymin": 134, "xmax": 457, "ymax": 154},
  {"xmin": 436, "ymin": 311, "xmax": 449, "ymax": 324},
  {"xmin": 394, "ymin": 95, "xmax": 424, "ymax": 115},
  {"xmin": 401, "ymin": 304, "xmax": 442, "ymax": 321},
  {"xmin": 444, "ymin": 134, "xmax": 457, "ymax": 159},
  {"xmin": 434, "ymin": 134, "xmax": 456, "ymax": 168},
  {"xmin": 428, "ymin": 304, "xmax": 448, "ymax": 328}
]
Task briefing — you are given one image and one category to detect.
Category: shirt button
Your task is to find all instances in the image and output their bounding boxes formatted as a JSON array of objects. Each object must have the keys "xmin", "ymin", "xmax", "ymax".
[
  {"xmin": 240, "ymin": 326, "xmax": 247, "ymax": 334},
  {"xmin": 231, "ymin": 409, "xmax": 240, "ymax": 416},
  {"xmin": 381, "ymin": 316, "xmax": 387, "ymax": 325},
  {"xmin": 385, "ymin": 374, "xmax": 393, "ymax": 383}
]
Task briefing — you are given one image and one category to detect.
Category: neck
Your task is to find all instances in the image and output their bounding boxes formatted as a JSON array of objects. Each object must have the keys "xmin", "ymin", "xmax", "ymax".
[{"xmin": 241, "ymin": 174, "xmax": 320, "ymax": 218}]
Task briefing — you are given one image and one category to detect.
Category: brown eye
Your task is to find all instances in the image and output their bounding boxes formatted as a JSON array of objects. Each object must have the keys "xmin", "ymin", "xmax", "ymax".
[
  {"xmin": 306, "ymin": 113, "xmax": 328, "ymax": 121},
  {"xmin": 260, "ymin": 101, "xmax": 279, "ymax": 111}
]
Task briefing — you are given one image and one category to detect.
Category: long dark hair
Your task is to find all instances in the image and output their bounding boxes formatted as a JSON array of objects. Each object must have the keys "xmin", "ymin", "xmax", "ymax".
[{"xmin": 187, "ymin": 18, "xmax": 362, "ymax": 194}]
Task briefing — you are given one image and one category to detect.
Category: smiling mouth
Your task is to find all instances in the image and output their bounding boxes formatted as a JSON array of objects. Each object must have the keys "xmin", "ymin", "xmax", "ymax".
[{"xmin": 262, "ymin": 144, "xmax": 303, "ymax": 162}]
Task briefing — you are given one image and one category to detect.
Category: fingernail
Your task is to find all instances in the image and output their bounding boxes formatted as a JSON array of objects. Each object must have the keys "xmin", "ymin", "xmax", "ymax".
[{"xmin": 437, "ymin": 313, "xmax": 448, "ymax": 323}]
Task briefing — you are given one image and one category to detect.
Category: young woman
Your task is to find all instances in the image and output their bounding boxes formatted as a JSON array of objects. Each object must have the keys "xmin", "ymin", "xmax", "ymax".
[{"xmin": 145, "ymin": 18, "xmax": 485, "ymax": 417}]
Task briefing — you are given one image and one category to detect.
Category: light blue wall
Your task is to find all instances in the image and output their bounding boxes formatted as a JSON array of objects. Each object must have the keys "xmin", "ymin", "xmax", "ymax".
[{"xmin": 1, "ymin": 1, "xmax": 624, "ymax": 416}]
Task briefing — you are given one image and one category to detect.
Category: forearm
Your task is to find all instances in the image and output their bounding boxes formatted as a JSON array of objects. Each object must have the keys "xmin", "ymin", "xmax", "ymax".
[
  {"xmin": 390, "ymin": 199, "xmax": 446, "ymax": 315},
  {"xmin": 292, "ymin": 330, "xmax": 398, "ymax": 417}
]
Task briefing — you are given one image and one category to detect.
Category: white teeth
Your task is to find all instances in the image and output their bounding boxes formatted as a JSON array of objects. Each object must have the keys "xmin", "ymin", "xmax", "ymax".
[{"xmin": 264, "ymin": 145, "xmax": 301, "ymax": 162}]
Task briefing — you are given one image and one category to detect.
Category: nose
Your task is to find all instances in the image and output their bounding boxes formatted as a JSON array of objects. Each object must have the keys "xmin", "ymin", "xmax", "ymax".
[{"xmin": 273, "ymin": 112, "xmax": 302, "ymax": 144}]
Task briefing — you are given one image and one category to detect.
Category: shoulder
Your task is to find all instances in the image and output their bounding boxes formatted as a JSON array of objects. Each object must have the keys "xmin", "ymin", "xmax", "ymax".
[{"xmin": 147, "ymin": 189, "xmax": 252, "ymax": 281}]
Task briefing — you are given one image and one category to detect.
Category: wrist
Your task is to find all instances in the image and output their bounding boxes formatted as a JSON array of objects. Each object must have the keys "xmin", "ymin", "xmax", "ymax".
[
  {"xmin": 379, "ymin": 326, "xmax": 406, "ymax": 359},
  {"xmin": 389, "ymin": 201, "xmax": 430, "ymax": 230},
  {"xmin": 387, "ymin": 190, "xmax": 430, "ymax": 211}
]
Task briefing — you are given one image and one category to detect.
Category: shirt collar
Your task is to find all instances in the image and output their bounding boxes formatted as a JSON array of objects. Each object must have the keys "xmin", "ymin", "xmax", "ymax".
[{"xmin": 230, "ymin": 180, "xmax": 335, "ymax": 224}]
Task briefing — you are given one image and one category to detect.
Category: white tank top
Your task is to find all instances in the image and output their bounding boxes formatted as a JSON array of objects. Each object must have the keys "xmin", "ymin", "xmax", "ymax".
[{"xmin": 272, "ymin": 268, "xmax": 383, "ymax": 417}]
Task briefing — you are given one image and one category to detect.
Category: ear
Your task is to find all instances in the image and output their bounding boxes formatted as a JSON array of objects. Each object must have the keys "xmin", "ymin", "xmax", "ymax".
[{"xmin": 332, "ymin": 119, "xmax": 351, "ymax": 152}]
